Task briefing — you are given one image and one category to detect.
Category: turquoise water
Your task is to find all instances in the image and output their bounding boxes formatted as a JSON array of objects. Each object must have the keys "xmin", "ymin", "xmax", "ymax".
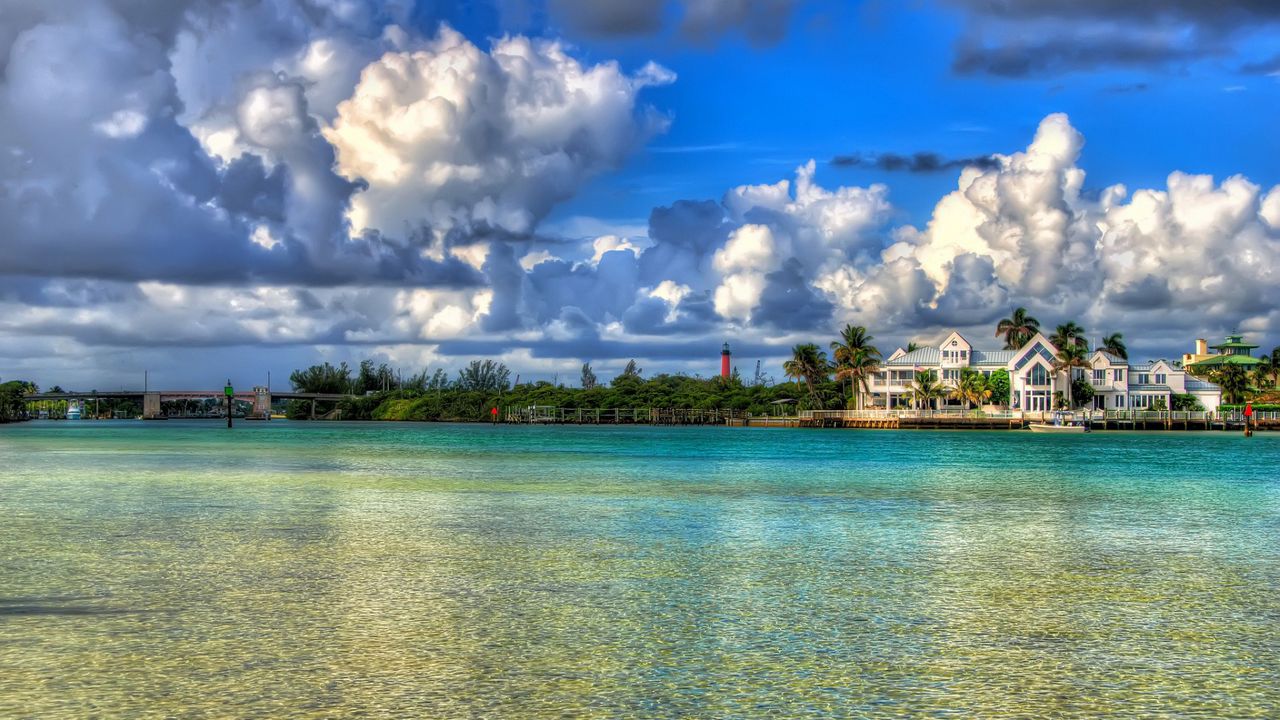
[{"xmin": 1, "ymin": 421, "xmax": 1278, "ymax": 718}]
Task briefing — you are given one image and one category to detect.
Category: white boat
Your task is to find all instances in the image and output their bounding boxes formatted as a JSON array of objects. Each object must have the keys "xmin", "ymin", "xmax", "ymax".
[
  {"xmin": 1028, "ymin": 412, "xmax": 1089, "ymax": 433},
  {"xmin": 1028, "ymin": 422, "xmax": 1088, "ymax": 433}
]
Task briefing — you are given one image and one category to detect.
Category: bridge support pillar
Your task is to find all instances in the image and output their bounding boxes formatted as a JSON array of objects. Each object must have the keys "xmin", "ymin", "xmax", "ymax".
[
  {"xmin": 252, "ymin": 386, "xmax": 271, "ymax": 420},
  {"xmin": 142, "ymin": 392, "xmax": 162, "ymax": 419}
]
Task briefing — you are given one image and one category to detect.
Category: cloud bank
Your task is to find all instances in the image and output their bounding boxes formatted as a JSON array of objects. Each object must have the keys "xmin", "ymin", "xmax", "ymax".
[{"xmin": 947, "ymin": 0, "xmax": 1280, "ymax": 77}]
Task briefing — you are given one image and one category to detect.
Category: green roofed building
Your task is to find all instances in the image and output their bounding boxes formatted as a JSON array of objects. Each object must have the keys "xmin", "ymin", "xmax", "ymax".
[{"xmin": 1185, "ymin": 334, "xmax": 1261, "ymax": 372}]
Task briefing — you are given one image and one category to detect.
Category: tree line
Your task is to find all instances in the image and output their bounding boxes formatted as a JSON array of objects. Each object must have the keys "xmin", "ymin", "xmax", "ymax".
[{"xmin": 287, "ymin": 308, "xmax": 1280, "ymax": 420}]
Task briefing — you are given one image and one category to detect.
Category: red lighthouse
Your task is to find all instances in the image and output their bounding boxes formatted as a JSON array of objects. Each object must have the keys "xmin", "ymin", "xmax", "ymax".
[{"xmin": 721, "ymin": 342, "xmax": 731, "ymax": 379}]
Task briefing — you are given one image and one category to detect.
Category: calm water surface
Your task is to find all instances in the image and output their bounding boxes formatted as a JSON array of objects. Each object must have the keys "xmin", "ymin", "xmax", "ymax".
[{"xmin": 1, "ymin": 421, "xmax": 1278, "ymax": 718}]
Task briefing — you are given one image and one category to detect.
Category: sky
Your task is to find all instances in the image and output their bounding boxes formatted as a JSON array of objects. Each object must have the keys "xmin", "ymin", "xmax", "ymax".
[{"xmin": 2, "ymin": 0, "xmax": 1279, "ymax": 390}]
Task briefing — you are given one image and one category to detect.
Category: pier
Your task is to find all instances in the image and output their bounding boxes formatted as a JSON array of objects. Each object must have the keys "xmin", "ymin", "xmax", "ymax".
[
  {"xmin": 24, "ymin": 388, "xmax": 356, "ymax": 420},
  {"xmin": 500, "ymin": 406, "xmax": 1277, "ymax": 431}
]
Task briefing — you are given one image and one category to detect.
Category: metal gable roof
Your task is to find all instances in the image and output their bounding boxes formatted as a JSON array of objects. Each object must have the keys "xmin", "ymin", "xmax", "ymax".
[
  {"xmin": 884, "ymin": 347, "xmax": 940, "ymax": 366},
  {"xmin": 971, "ymin": 350, "xmax": 1015, "ymax": 365}
]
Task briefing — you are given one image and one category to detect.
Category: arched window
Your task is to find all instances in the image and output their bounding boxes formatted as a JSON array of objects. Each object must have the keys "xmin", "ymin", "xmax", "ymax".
[{"xmin": 1027, "ymin": 364, "xmax": 1049, "ymax": 385}]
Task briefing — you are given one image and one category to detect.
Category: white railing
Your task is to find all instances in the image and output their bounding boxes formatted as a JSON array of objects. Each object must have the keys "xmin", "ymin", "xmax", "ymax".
[
  {"xmin": 801, "ymin": 409, "xmax": 1027, "ymax": 421},
  {"xmin": 794, "ymin": 409, "xmax": 1276, "ymax": 423}
]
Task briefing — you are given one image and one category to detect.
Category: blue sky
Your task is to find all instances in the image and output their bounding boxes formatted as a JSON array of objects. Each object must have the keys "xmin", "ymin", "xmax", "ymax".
[{"xmin": 2, "ymin": 0, "xmax": 1279, "ymax": 389}]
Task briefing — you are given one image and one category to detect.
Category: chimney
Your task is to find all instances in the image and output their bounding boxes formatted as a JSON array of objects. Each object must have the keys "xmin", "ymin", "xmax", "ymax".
[{"xmin": 1195, "ymin": 338, "xmax": 1207, "ymax": 356}]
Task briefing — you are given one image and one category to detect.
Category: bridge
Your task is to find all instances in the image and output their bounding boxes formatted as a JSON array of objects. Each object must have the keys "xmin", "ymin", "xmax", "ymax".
[{"xmin": 25, "ymin": 388, "xmax": 357, "ymax": 419}]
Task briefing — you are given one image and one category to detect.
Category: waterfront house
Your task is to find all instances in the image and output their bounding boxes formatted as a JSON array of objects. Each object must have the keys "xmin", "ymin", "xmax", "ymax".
[
  {"xmin": 1183, "ymin": 334, "xmax": 1261, "ymax": 374},
  {"xmin": 869, "ymin": 331, "xmax": 1222, "ymax": 412}
]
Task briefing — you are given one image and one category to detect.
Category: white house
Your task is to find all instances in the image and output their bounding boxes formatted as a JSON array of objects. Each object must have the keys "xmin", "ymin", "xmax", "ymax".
[{"xmin": 867, "ymin": 331, "xmax": 1222, "ymax": 413}]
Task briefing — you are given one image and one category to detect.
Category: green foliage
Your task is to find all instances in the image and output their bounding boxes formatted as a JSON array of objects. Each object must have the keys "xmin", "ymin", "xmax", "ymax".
[
  {"xmin": 456, "ymin": 360, "xmax": 511, "ymax": 392},
  {"xmin": 1070, "ymin": 374, "xmax": 1095, "ymax": 408},
  {"xmin": 995, "ymin": 307, "xmax": 1040, "ymax": 350},
  {"xmin": 1101, "ymin": 332, "xmax": 1127, "ymax": 360},
  {"xmin": 1054, "ymin": 342, "xmax": 1090, "ymax": 408},
  {"xmin": 1050, "ymin": 321, "xmax": 1088, "ymax": 351},
  {"xmin": 1213, "ymin": 365, "xmax": 1250, "ymax": 405},
  {"xmin": 0, "ymin": 380, "xmax": 37, "ymax": 422},
  {"xmin": 908, "ymin": 370, "xmax": 946, "ymax": 410},
  {"xmin": 830, "ymin": 324, "xmax": 881, "ymax": 410},
  {"xmin": 356, "ymin": 360, "xmax": 397, "ymax": 394},
  {"xmin": 290, "ymin": 362, "xmax": 354, "ymax": 394},
  {"xmin": 1171, "ymin": 394, "xmax": 1204, "ymax": 411},
  {"xmin": 581, "ymin": 363, "xmax": 598, "ymax": 390},
  {"xmin": 294, "ymin": 372, "xmax": 821, "ymax": 422},
  {"xmin": 987, "ymin": 369, "xmax": 1011, "ymax": 405},
  {"xmin": 783, "ymin": 343, "xmax": 832, "ymax": 409},
  {"xmin": 1220, "ymin": 404, "xmax": 1280, "ymax": 412}
]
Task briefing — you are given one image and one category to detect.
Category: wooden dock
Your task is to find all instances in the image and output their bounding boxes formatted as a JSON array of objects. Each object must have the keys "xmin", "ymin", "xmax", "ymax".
[{"xmin": 500, "ymin": 407, "xmax": 1278, "ymax": 432}]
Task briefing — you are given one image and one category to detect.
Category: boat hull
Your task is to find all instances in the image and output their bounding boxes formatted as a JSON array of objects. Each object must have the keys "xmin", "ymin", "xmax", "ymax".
[{"xmin": 1027, "ymin": 423, "xmax": 1088, "ymax": 433}]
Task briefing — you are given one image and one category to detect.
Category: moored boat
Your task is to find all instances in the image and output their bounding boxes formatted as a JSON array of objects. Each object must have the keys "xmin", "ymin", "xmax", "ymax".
[
  {"xmin": 1028, "ymin": 411, "xmax": 1089, "ymax": 433},
  {"xmin": 1028, "ymin": 422, "xmax": 1088, "ymax": 433}
]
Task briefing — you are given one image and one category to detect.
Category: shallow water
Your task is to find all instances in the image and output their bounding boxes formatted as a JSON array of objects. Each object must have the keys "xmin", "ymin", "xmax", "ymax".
[{"xmin": 1, "ymin": 421, "xmax": 1278, "ymax": 718}]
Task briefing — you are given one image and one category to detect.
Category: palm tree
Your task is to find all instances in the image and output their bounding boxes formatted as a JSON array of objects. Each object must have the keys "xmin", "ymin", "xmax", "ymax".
[
  {"xmin": 1215, "ymin": 365, "xmax": 1250, "ymax": 405},
  {"xmin": 784, "ymin": 343, "xmax": 831, "ymax": 409},
  {"xmin": 831, "ymin": 324, "xmax": 881, "ymax": 410},
  {"xmin": 1256, "ymin": 346, "xmax": 1280, "ymax": 390},
  {"xmin": 995, "ymin": 307, "xmax": 1041, "ymax": 350},
  {"xmin": 1251, "ymin": 359, "xmax": 1272, "ymax": 391},
  {"xmin": 906, "ymin": 341, "xmax": 921, "ymax": 353},
  {"xmin": 960, "ymin": 368, "xmax": 991, "ymax": 410},
  {"xmin": 1052, "ymin": 343, "xmax": 1090, "ymax": 408},
  {"xmin": 1050, "ymin": 322, "xmax": 1088, "ymax": 351},
  {"xmin": 1101, "ymin": 332, "xmax": 1127, "ymax": 360},
  {"xmin": 908, "ymin": 370, "xmax": 946, "ymax": 411}
]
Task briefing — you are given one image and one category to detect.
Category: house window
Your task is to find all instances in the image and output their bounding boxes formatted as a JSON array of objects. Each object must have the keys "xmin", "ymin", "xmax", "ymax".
[
  {"xmin": 1093, "ymin": 369, "xmax": 1105, "ymax": 381},
  {"xmin": 1115, "ymin": 395, "xmax": 1125, "ymax": 408},
  {"xmin": 1155, "ymin": 373, "xmax": 1166, "ymax": 384},
  {"xmin": 960, "ymin": 350, "xmax": 968, "ymax": 360},
  {"xmin": 1113, "ymin": 369, "xmax": 1124, "ymax": 382},
  {"xmin": 1137, "ymin": 374, "xmax": 1150, "ymax": 385},
  {"xmin": 1028, "ymin": 365, "xmax": 1048, "ymax": 385},
  {"xmin": 944, "ymin": 369, "xmax": 959, "ymax": 381}
]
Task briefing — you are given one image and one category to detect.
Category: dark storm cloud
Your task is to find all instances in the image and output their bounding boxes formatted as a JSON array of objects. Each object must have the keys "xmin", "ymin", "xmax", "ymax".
[
  {"xmin": 1107, "ymin": 274, "xmax": 1174, "ymax": 310},
  {"xmin": 524, "ymin": 250, "xmax": 641, "ymax": 325},
  {"xmin": 621, "ymin": 292, "xmax": 719, "ymax": 336},
  {"xmin": 947, "ymin": 0, "xmax": 1280, "ymax": 26},
  {"xmin": 548, "ymin": 0, "xmax": 665, "ymax": 35},
  {"xmin": 1240, "ymin": 55, "xmax": 1280, "ymax": 75},
  {"xmin": 547, "ymin": 0, "xmax": 802, "ymax": 46},
  {"xmin": 434, "ymin": 336, "xmax": 785, "ymax": 363},
  {"xmin": 946, "ymin": 0, "xmax": 1280, "ymax": 77},
  {"xmin": 0, "ymin": 277, "xmax": 145, "ymax": 307},
  {"xmin": 1102, "ymin": 82, "xmax": 1151, "ymax": 94},
  {"xmin": 218, "ymin": 154, "xmax": 289, "ymax": 223},
  {"xmin": 952, "ymin": 35, "xmax": 1209, "ymax": 78},
  {"xmin": 752, "ymin": 259, "xmax": 833, "ymax": 330},
  {"xmin": 638, "ymin": 200, "xmax": 729, "ymax": 287},
  {"xmin": 831, "ymin": 152, "xmax": 999, "ymax": 173},
  {"xmin": 480, "ymin": 243, "xmax": 526, "ymax": 332},
  {"xmin": 916, "ymin": 254, "xmax": 1009, "ymax": 328}
]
